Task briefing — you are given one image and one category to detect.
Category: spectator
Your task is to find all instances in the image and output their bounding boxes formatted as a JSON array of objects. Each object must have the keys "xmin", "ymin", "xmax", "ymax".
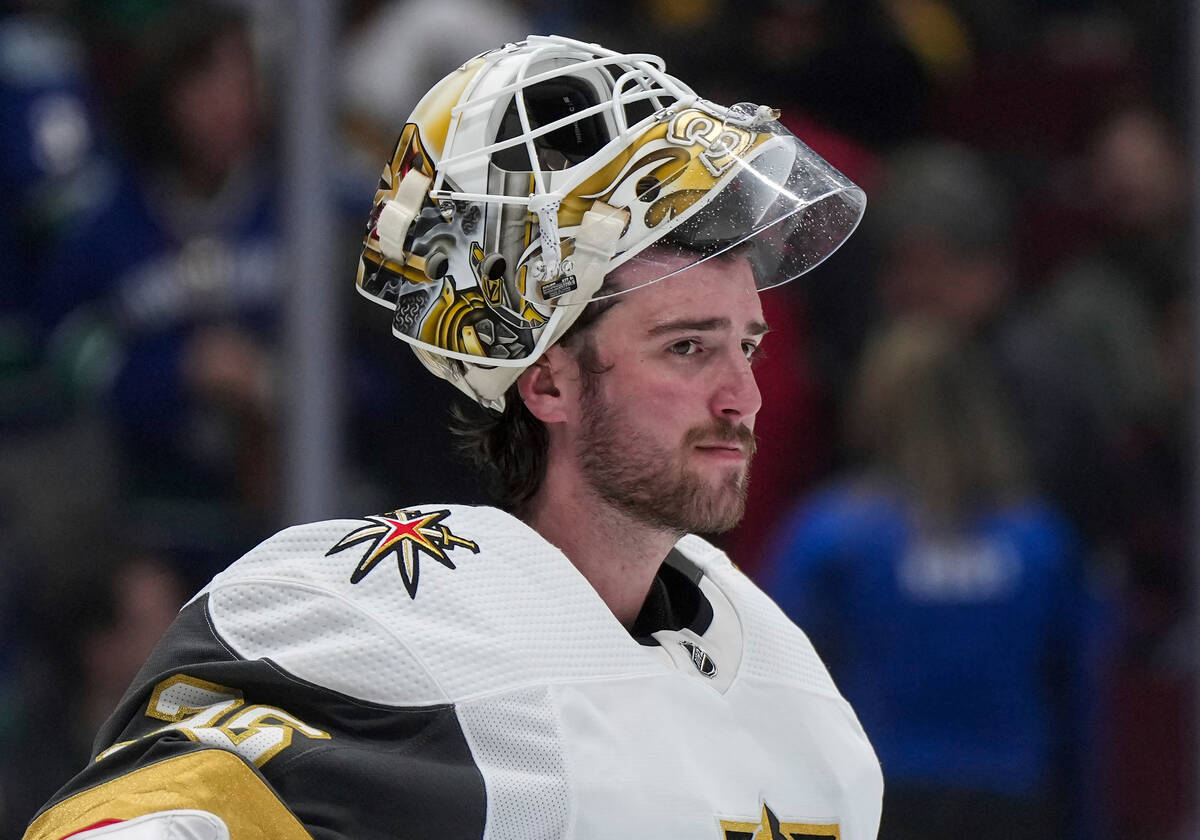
[
  {"xmin": 38, "ymin": 0, "xmax": 282, "ymax": 577},
  {"xmin": 0, "ymin": 1, "xmax": 126, "ymax": 616},
  {"xmin": 867, "ymin": 139, "xmax": 1123, "ymax": 563},
  {"xmin": 761, "ymin": 318, "xmax": 1109, "ymax": 840},
  {"xmin": 0, "ymin": 2, "xmax": 111, "ymax": 426},
  {"xmin": 1, "ymin": 551, "xmax": 186, "ymax": 837},
  {"xmin": 1039, "ymin": 100, "xmax": 1191, "ymax": 838}
]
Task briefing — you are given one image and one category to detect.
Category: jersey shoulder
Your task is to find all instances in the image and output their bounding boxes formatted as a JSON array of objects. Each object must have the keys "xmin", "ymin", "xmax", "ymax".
[{"xmin": 200, "ymin": 504, "xmax": 659, "ymax": 705}]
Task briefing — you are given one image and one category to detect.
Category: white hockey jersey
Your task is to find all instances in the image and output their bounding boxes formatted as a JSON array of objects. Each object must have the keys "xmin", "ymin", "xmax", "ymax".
[{"xmin": 25, "ymin": 505, "xmax": 882, "ymax": 840}]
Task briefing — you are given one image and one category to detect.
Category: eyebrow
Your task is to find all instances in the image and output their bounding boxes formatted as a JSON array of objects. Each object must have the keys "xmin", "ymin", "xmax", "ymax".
[{"xmin": 647, "ymin": 317, "xmax": 771, "ymax": 337}]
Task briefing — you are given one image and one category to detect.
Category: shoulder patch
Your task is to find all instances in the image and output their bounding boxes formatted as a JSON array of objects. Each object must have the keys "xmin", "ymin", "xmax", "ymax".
[{"xmin": 326, "ymin": 508, "xmax": 480, "ymax": 598}]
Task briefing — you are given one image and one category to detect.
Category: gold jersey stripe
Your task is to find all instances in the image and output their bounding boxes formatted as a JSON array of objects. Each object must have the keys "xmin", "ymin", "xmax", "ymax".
[{"xmin": 23, "ymin": 749, "xmax": 313, "ymax": 840}]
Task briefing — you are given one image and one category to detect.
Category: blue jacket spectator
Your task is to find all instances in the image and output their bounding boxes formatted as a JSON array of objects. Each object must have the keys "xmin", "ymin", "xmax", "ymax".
[
  {"xmin": 762, "ymin": 318, "xmax": 1111, "ymax": 840},
  {"xmin": 36, "ymin": 2, "xmax": 281, "ymax": 577}
]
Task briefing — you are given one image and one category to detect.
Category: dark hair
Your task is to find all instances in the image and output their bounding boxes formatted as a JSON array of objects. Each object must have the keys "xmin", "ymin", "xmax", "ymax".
[{"xmin": 450, "ymin": 294, "xmax": 617, "ymax": 515}]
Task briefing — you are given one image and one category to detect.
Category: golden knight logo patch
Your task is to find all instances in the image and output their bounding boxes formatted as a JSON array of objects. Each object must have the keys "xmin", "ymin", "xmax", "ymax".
[
  {"xmin": 328, "ymin": 509, "xmax": 480, "ymax": 598},
  {"xmin": 719, "ymin": 803, "xmax": 840, "ymax": 840}
]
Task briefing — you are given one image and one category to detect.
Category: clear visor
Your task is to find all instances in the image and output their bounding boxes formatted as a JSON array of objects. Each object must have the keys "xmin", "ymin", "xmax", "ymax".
[{"xmin": 544, "ymin": 106, "xmax": 865, "ymax": 305}]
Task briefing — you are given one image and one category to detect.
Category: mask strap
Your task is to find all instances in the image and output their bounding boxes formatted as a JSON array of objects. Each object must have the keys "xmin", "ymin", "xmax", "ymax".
[{"xmin": 375, "ymin": 169, "xmax": 432, "ymax": 261}]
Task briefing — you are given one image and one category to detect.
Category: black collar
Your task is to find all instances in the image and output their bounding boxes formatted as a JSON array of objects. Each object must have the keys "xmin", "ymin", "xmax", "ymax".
[{"xmin": 630, "ymin": 549, "xmax": 714, "ymax": 644}]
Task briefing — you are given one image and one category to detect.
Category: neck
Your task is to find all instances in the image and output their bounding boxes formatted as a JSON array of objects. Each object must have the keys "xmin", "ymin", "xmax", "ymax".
[{"xmin": 523, "ymin": 468, "xmax": 680, "ymax": 628}]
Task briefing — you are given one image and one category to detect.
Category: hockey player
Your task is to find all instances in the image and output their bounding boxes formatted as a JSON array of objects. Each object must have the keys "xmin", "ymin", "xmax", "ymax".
[{"xmin": 24, "ymin": 36, "xmax": 882, "ymax": 840}]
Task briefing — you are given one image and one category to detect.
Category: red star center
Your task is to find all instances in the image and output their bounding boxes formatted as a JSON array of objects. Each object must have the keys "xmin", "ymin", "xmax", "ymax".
[{"xmin": 368, "ymin": 512, "xmax": 445, "ymax": 566}]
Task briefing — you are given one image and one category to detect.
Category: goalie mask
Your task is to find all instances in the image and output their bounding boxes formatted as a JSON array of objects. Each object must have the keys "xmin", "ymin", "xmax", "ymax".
[{"xmin": 356, "ymin": 35, "xmax": 865, "ymax": 410}]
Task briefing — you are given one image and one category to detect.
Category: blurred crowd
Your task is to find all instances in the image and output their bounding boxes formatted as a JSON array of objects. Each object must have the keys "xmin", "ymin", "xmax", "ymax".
[{"xmin": 0, "ymin": 0, "xmax": 1191, "ymax": 837}]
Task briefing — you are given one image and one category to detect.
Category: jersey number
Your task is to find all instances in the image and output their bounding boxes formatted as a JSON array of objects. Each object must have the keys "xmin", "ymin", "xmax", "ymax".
[{"xmin": 97, "ymin": 674, "xmax": 330, "ymax": 767}]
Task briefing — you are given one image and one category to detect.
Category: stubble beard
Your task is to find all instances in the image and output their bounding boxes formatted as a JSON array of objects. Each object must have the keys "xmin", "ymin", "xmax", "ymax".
[{"xmin": 576, "ymin": 378, "xmax": 756, "ymax": 535}]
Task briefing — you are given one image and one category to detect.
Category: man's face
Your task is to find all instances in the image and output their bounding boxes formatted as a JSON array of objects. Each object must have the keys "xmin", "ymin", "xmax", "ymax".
[{"xmin": 569, "ymin": 252, "xmax": 767, "ymax": 534}]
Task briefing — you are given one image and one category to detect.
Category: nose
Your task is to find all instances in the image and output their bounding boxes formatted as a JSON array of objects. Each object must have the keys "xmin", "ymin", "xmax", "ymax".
[{"xmin": 710, "ymin": 350, "xmax": 762, "ymax": 424}]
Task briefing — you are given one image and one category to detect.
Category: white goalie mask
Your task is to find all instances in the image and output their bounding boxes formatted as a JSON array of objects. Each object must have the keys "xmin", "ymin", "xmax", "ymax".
[{"xmin": 356, "ymin": 34, "xmax": 866, "ymax": 410}]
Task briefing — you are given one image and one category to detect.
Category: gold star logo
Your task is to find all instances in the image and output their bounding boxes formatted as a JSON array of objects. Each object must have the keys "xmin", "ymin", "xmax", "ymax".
[
  {"xmin": 719, "ymin": 803, "xmax": 840, "ymax": 840},
  {"xmin": 328, "ymin": 509, "xmax": 479, "ymax": 598}
]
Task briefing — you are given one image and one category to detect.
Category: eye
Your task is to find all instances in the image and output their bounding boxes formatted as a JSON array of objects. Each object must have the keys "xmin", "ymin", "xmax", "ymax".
[
  {"xmin": 668, "ymin": 339, "xmax": 702, "ymax": 356},
  {"xmin": 742, "ymin": 340, "xmax": 762, "ymax": 362}
]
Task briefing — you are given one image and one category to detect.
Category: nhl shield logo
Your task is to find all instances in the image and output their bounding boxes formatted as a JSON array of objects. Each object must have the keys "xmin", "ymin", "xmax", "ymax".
[{"xmin": 680, "ymin": 640, "xmax": 717, "ymax": 678}]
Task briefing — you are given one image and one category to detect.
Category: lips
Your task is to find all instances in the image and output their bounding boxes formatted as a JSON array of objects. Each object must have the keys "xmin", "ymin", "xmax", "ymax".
[
  {"xmin": 684, "ymin": 422, "xmax": 757, "ymax": 459},
  {"xmin": 693, "ymin": 443, "xmax": 748, "ymax": 461},
  {"xmin": 694, "ymin": 443, "xmax": 744, "ymax": 453}
]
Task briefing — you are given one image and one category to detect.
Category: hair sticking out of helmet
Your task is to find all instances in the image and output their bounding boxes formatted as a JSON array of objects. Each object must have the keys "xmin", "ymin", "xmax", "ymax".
[{"xmin": 355, "ymin": 34, "xmax": 866, "ymax": 409}]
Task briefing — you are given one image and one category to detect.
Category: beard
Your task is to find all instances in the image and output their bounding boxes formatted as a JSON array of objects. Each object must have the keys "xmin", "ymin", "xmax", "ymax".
[{"xmin": 576, "ymin": 378, "xmax": 757, "ymax": 535}]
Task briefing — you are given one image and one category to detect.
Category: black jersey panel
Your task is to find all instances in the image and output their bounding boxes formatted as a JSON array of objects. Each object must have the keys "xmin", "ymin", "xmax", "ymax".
[{"xmin": 39, "ymin": 596, "xmax": 488, "ymax": 840}]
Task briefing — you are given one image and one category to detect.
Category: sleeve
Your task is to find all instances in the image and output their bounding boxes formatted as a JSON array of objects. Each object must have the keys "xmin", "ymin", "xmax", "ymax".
[
  {"xmin": 31, "ymin": 810, "xmax": 230, "ymax": 840},
  {"xmin": 24, "ymin": 594, "xmax": 489, "ymax": 840},
  {"xmin": 23, "ymin": 752, "xmax": 307, "ymax": 840}
]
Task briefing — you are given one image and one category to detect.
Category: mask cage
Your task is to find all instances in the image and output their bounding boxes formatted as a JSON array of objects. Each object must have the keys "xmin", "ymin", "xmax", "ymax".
[{"xmin": 432, "ymin": 35, "xmax": 701, "ymax": 209}]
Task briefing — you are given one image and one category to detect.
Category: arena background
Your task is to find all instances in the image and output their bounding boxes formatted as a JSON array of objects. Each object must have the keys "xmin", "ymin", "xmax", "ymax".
[{"xmin": 0, "ymin": 0, "xmax": 1193, "ymax": 837}]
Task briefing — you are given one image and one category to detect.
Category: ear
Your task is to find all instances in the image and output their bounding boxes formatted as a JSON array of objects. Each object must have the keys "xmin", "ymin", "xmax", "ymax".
[{"xmin": 517, "ymin": 346, "xmax": 574, "ymax": 424}]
